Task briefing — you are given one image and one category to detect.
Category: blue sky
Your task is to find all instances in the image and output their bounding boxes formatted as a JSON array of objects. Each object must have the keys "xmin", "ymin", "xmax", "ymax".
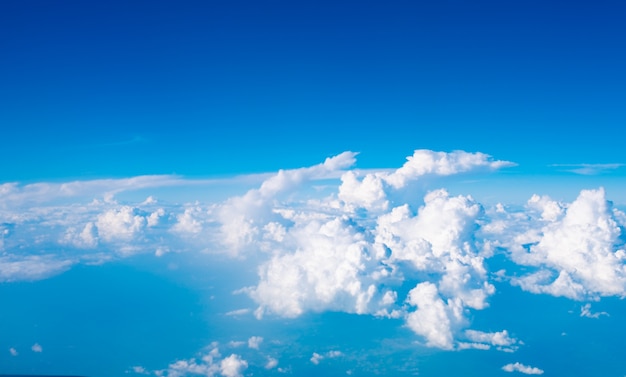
[
  {"xmin": 2, "ymin": 0, "xmax": 625, "ymax": 180},
  {"xmin": 2, "ymin": 1, "xmax": 626, "ymax": 377}
]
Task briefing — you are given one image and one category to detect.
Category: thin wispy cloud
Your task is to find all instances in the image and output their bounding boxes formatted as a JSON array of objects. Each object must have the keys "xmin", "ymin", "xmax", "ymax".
[{"xmin": 550, "ymin": 163, "xmax": 624, "ymax": 175}]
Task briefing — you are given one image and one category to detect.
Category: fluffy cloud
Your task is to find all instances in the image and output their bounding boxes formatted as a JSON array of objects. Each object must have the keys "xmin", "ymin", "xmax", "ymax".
[
  {"xmin": 339, "ymin": 150, "xmax": 513, "ymax": 211},
  {"xmin": 265, "ymin": 357, "xmax": 279, "ymax": 369},
  {"xmin": 238, "ymin": 152, "xmax": 515, "ymax": 349},
  {"xmin": 509, "ymin": 188, "xmax": 626, "ymax": 300},
  {"xmin": 154, "ymin": 346, "xmax": 243, "ymax": 377},
  {"xmin": 502, "ymin": 362, "xmax": 544, "ymax": 374},
  {"xmin": 63, "ymin": 222, "xmax": 98, "ymax": 248},
  {"xmin": 9, "ymin": 347, "xmax": 18, "ymax": 356},
  {"xmin": 171, "ymin": 206, "xmax": 203, "ymax": 234},
  {"xmin": 220, "ymin": 354, "xmax": 248, "ymax": 377},
  {"xmin": 384, "ymin": 149, "xmax": 513, "ymax": 188},
  {"xmin": 251, "ymin": 215, "xmax": 395, "ymax": 318},
  {"xmin": 461, "ymin": 330, "xmax": 520, "ymax": 352},
  {"xmin": 8, "ymin": 149, "xmax": 626, "ymax": 357},
  {"xmin": 310, "ymin": 350, "xmax": 343, "ymax": 365},
  {"xmin": 96, "ymin": 206, "xmax": 147, "ymax": 242},
  {"xmin": 31, "ymin": 343, "xmax": 42, "ymax": 352},
  {"xmin": 374, "ymin": 189, "xmax": 499, "ymax": 349},
  {"xmin": 217, "ymin": 152, "xmax": 357, "ymax": 253},
  {"xmin": 405, "ymin": 282, "xmax": 460, "ymax": 349},
  {"xmin": 247, "ymin": 336, "xmax": 263, "ymax": 349}
]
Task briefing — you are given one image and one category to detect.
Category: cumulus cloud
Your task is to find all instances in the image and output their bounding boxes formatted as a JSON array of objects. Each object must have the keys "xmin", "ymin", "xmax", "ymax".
[
  {"xmin": 251, "ymin": 215, "xmax": 395, "ymax": 319},
  {"xmin": 405, "ymin": 282, "xmax": 459, "ymax": 349},
  {"xmin": 311, "ymin": 350, "xmax": 343, "ymax": 365},
  {"xmin": 462, "ymin": 330, "xmax": 520, "ymax": 352},
  {"xmin": 31, "ymin": 343, "xmax": 42, "ymax": 352},
  {"xmin": 171, "ymin": 206, "xmax": 203, "ymax": 234},
  {"xmin": 509, "ymin": 188, "xmax": 626, "ymax": 300},
  {"xmin": 339, "ymin": 150, "xmax": 513, "ymax": 211},
  {"xmin": 220, "ymin": 354, "xmax": 248, "ymax": 377},
  {"xmin": 247, "ymin": 336, "xmax": 263, "ymax": 349},
  {"xmin": 385, "ymin": 150, "xmax": 514, "ymax": 188},
  {"xmin": 310, "ymin": 352, "xmax": 323, "ymax": 365},
  {"xmin": 11, "ymin": 149, "xmax": 624, "ymax": 356},
  {"xmin": 9, "ymin": 347, "xmax": 18, "ymax": 356},
  {"xmin": 63, "ymin": 222, "xmax": 98, "ymax": 248},
  {"xmin": 373, "ymin": 189, "xmax": 499, "ymax": 348},
  {"xmin": 153, "ymin": 345, "xmax": 248, "ymax": 377},
  {"xmin": 96, "ymin": 206, "xmax": 147, "ymax": 242},
  {"xmin": 265, "ymin": 357, "xmax": 279, "ymax": 369},
  {"xmin": 217, "ymin": 152, "xmax": 357, "ymax": 253},
  {"xmin": 235, "ymin": 151, "xmax": 518, "ymax": 349},
  {"xmin": 502, "ymin": 362, "xmax": 544, "ymax": 374}
]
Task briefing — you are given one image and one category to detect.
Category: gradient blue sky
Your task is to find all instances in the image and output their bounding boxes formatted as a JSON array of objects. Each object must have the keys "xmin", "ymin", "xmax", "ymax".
[
  {"xmin": 2, "ymin": 2, "xmax": 626, "ymax": 377},
  {"xmin": 2, "ymin": 0, "xmax": 625, "ymax": 181}
]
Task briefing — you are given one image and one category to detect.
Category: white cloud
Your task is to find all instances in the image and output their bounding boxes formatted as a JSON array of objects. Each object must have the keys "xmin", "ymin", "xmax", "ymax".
[
  {"xmin": 153, "ymin": 345, "xmax": 229, "ymax": 377},
  {"xmin": 265, "ymin": 357, "xmax": 278, "ymax": 369},
  {"xmin": 31, "ymin": 343, "xmax": 42, "ymax": 352},
  {"xmin": 0, "ymin": 175, "xmax": 187, "ymax": 209},
  {"xmin": 160, "ymin": 358, "xmax": 218, "ymax": 377},
  {"xmin": 550, "ymin": 163, "xmax": 624, "ymax": 175},
  {"xmin": 405, "ymin": 282, "xmax": 460, "ymax": 349},
  {"xmin": 171, "ymin": 206, "xmax": 203, "ymax": 234},
  {"xmin": 375, "ymin": 189, "xmax": 497, "ymax": 348},
  {"xmin": 310, "ymin": 352, "xmax": 323, "ymax": 365},
  {"xmin": 9, "ymin": 347, "xmax": 18, "ymax": 356},
  {"xmin": 464, "ymin": 329, "xmax": 517, "ymax": 346},
  {"xmin": 131, "ymin": 366, "xmax": 149, "ymax": 374},
  {"xmin": 224, "ymin": 309, "xmax": 250, "ymax": 316},
  {"xmin": 237, "ymin": 152, "xmax": 515, "ymax": 349},
  {"xmin": 220, "ymin": 354, "xmax": 248, "ymax": 377},
  {"xmin": 251, "ymin": 216, "xmax": 394, "ymax": 318},
  {"xmin": 0, "ymin": 255, "xmax": 74, "ymax": 282},
  {"xmin": 457, "ymin": 342, "xmax": 491, "ymax": 350},
  {"xmin": 147, "ymin": 207, "xmax": 165, "ymax": 227},
  {"xmin": 13, "ymin": 149, "xmax": 624, "ymax": 356},
  {"xmin": 217, "ymin": 152, "xmax": 357, "ymax": 253},
  {"xmin": 339, "ymin": 150, "xmax": 513, "ymax": 212},
  {"xmin": 526, "ymin": 194, "xmax": 564, "ymax": 222},
  {"xmin": 96, "ymin": 206, "xmax": 146, "ymax": 242},
  {"xmin": 509, "ymin": 188, "xmax": 626, "ymax": 300},
  {"xmin": 311, "ymin": 350, "xmax": 343, "ymax": 365},
  {"xmin": 327, "ymin": 350, "xmax": 343, "ymax": 358},
  {"xmin": 338, "ymin": 170, "xmax": 389, "ymax": 211},
  {"xmin": 63, "ymin": 222, "xmax": 98, "ymax": 248},
  {"xmin": 580, "ymin": 303, "xmax": 609, "ymax": 318},
  {"xmin": 247, "ymin": 336, "xmax": 263, "ymax": 349},
  {"xmin": 502, "ymin": 362, "xmax": 544, "ymax": 374},
  {"xmin": 385, "ymin": 150, "xmax": 514, "ymax": 189},
  {"xmin": 463, "ymin": 329, "xmax": 520, "ymax": 351}
]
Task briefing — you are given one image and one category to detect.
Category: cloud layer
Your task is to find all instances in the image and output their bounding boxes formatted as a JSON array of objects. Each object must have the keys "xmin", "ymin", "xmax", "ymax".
[{"xmin": 2, "ymin": 149, "xmax": 625, "ymax": 356}]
